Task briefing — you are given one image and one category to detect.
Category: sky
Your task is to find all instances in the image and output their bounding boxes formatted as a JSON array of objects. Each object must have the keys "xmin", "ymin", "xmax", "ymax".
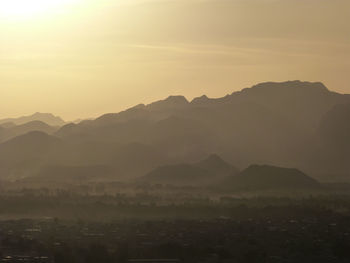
[{"xmin": 1, "ymin": 0, "xmax": 350, "ymax": 121}]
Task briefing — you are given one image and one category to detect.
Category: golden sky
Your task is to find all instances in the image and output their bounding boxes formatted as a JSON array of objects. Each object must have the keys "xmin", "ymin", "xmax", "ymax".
[{"xmin": 1, "ymin": 0, "xmax": 350, "ymax": 120}]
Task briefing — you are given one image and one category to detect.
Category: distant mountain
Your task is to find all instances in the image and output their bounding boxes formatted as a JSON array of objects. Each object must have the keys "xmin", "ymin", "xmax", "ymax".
[
  {"xmin": 55, "ymin": 81, "xmax": 350, "ymax": 178},
  {"xmin": 139, "ymin": 154, "xmax": 238, "ymax": 186},
  {"xmin": 147, "ymin": 95, "xmax": 190, "ymax": 111},
  {"xmin": 222, "ymin": 165, "xmax": 319, "ymax": 191},
  {"xmin": 228, "ymin": 81, "xmax": 349, "ymax": 130},
  {"xmin": 0, "ymin": 133, "xmax": 167, "ymax": 180},
  {"xmin": 0, "ymin": 120, "xmax": 58, "ymax": 143},
  {"xmin": 0, "ymin": 131, "xmax": 61, "ymax": 162},
  {"xmin": 0, "ymin": 112, "xmax": 66, "ymax": 126},
  {"xmin": 195, "ymin": 154, "xmax": 239, "ymax": 176},
  {"xmin": 0, "ymin": 131, "xmax": 62, "ymax": 180},
  {"xmin": 1, "ymin": 81, "xmax": 350, "ymax": 182}
]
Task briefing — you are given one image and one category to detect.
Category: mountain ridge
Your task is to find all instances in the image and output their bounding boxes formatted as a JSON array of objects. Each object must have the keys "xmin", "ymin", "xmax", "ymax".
[
  {"xmin": 139, "ymin": 154, "xmax": 239, "ymax": 186},
  {"xmin": 222, "ymin": 164, "xmax": 320, "ymax": 190},
  {"xmin": 0, "ymin": 112, "xmax": 66, "ymax": 127},
  {"xmin": 1, "ymin": 81, "xmax": 349, "ymax": 181},
  {"xmin": 0, "ymin": 120, "xmax": 58, "ymax": 143}
]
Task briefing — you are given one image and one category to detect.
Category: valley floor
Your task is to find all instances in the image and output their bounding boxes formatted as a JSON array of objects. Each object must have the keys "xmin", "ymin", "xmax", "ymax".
[{"xmin": 0, "ymin": 191, "xmax": 350, "ymax": 262}]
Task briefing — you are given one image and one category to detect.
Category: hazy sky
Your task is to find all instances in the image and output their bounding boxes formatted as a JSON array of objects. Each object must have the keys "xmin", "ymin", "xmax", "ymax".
[{"xmin": 1, "ymin": 0, "xmax": 349, "ymax": 120}]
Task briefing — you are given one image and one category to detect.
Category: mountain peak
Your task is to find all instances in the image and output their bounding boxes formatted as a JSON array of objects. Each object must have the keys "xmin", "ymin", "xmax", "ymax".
[
  {"xmin": 132, "ymin": 103, "xmax": 146, "ymax": 109},
  {"xmin": 201, "ymin": 153, "xmax": 226, "ymax": 164},
  {"xmin": 191, "ymin": 95, "xmax": 209, "ymax": 104},
  {"xmin": 248, "ymin": 80, "xmax": 329, "ymax": 93},
  {"xmin": 0, "ymin": 112, "xmax": 66, "ymax": 126},
  {"xmin": 147, "ymin": 95, "xmax": 189, "ymax": 110},
  {"xmin": 195, "ymin": 154, "xmax": 239, "ymax": 175},
  {"xmin": 164, "ymin": 95, "xmax": 189, "ymax": 104}
]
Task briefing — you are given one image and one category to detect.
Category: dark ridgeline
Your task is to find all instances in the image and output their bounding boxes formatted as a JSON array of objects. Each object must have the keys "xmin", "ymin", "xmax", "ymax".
[
  {"xmin": 140, "ymin": 157, "xmax": 321, "ymax": 190},
  {"xmin": 139, "ymin": 154, "xmax": 238, "ymax": 186},
  {"xmin": 0, "ymin": 112, "xmax": 66, "ymax": 126},
  {"xmin": 195, "ymin": 154, "xmax": 239, "ymax": 176},
  {"xmin": 222, "ymin": 165, "xmax": 320, "ymax": 191},
  {"xmin": 54, "ymin": 80, "xmax": 350, "ymax": 177},
  {"xmin": 0, "ymin": 80, "xmax": 349, "ymax": 185},
  {"xmin": 0, "ymin": 120, "xmax": 57, "ymax": 143},
  {"xmin": 0, "ymin": 112, "xmax": 65, "ymax": 143}
]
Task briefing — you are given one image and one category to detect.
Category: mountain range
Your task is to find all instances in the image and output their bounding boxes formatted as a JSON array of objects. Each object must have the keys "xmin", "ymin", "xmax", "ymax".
[
  {"xmin": 0, "ymin": 121, "xmax": 58, "ymax": 143},
  {"xmin": 139, "ymin": 154, "xmax": 239, "ymax": 186},
  {"xmin": 0, "ymin": 112, "xmax": 66, "ymax": 126},
  {"xmin": 0, "ymin": 113, "xmax": 65, "ymax": 143},
  {"xmin": 0, "ymin": 81, "xmax": 349, "ymax": 184},
  {"xmin": 223, "ymin": 165, "xmax": 320, "ymax": 191}
]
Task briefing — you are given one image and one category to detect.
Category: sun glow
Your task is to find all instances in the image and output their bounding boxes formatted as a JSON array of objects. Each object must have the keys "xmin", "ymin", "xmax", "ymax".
[{"xmin": 0, "ymin": 0, "xmax": 80, "ymax": 19}]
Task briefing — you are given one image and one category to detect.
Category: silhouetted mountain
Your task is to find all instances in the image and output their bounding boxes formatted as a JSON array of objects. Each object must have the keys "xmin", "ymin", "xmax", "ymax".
[
  {"xmin": 193, "ymin": 80, "xmax": 349, "ymax": 129},
  {"xmin": 0, "ymin": 112, "xmax": 65, "ymax": 126},
  {"xmin": 147, "ymin": 95, "xmax": 189, "ymax": 111},
  {"xmin": 33, "ymin": 141, "xmax": 167, "ymax": 180},
  {"xmin": 0, "ymin": 131, "xmax": 61, "ymax": 159},
  {"xmin": 2, "ymin": 81, "xmax": 350, "ymax": 182},
  {"xmin": 194, "ymin": 154, "xmax": 239, "ymax": 176},
  {"xmin": 0, "ymin": 129, "xmax": 167, "ymax": 180},
  {"xmin": 0, "ymin": 131, "xmax": 62, "ymax": 179},
  {"xmin": 191, "ymin": 95, "xmax": 209, "ymax": 105},
  {"xmin": 54, "ymin": 80, "xmax": 350, "ymax": 178},
  {"xmin": 0, "ymin": 120, "xmax": 58, "ymax": 143},
  {"xmin": 139, "ymin": 154, "xmax": 238, "ymax": 186},
  {"xmin": 223, "ymin": 165, "xmax": 319, "ymax": 191}
]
